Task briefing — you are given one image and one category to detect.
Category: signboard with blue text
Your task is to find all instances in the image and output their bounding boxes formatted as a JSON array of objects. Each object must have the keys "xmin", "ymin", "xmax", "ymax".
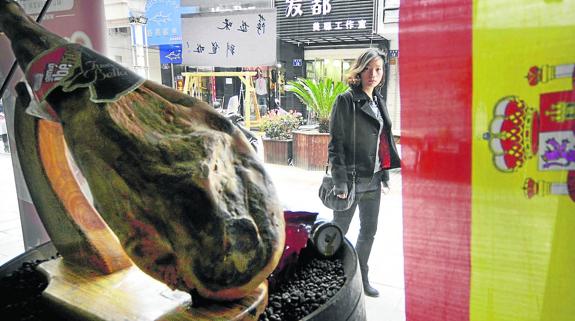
[
  {"xmin": 145, "ymin": 0, "xmax": 182, "ymax": 46},
  {"xmin": 159, "ymin": 44, "xmax": 183, "ymax": 64},
  {"xmin": 181, "ymin": 9, "xmax": 277, "ymax": 67}
]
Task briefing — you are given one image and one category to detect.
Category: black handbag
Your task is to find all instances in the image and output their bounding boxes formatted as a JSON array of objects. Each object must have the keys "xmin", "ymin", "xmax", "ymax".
[
  {"xmin": 318, "ymin": 171, "xmax": 356, "ymax": 211},
  {"xmin": 318, "ymin": 100, "xmax": 357, "ymax": 211}
]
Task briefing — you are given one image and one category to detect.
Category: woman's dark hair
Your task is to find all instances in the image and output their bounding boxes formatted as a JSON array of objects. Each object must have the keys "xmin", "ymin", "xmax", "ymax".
[{"xmin": 346, "ymin": 48, "xmax": 387, "ymax": 89}]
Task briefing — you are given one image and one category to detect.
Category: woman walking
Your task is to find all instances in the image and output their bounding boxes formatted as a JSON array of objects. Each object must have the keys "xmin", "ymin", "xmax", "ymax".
[{"xmin": 328, "ymin": 48, "xmax": 401, "ymax": 297}]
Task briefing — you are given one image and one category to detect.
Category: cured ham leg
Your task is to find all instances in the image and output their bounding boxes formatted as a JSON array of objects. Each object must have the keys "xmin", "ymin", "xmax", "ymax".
[{"xmin": 0, "ymin": 0, "xmax": 285, "ymax": 301}]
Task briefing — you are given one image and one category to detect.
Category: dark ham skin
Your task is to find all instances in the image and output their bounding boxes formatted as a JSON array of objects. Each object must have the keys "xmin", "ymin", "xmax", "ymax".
[{"xmin": 0, "ymin": 0, "xmax": 285, "ymax": 300}]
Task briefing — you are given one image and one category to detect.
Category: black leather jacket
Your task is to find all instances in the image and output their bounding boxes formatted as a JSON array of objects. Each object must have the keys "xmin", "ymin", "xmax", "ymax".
[{"xmin": 328, "ymin": 87, "xmax": 401, "ymax": 191}]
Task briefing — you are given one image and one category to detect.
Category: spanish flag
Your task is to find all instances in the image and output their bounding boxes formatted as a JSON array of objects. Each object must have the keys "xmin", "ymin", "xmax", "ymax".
[{"xmin": 400, "ymin": 1, "xmax": 575, "ymax": 321}]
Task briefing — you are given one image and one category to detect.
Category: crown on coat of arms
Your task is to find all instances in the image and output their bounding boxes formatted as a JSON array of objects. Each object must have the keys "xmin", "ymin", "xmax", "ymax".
[{"xmin": 483, "ymin": 96, "xmax": 539, "ymax": 172}]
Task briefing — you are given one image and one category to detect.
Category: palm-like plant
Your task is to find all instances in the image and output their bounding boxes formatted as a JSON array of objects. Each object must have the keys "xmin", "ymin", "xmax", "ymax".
[{"xmin": 286, "ymin": 78, "xmax": 349, "ymax": 133}]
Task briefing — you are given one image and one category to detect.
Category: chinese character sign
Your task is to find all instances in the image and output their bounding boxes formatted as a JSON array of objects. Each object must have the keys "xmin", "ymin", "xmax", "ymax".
[
  {"xmin": 181, "ymin": 10, "xmax": 276, "ymax": 67},
  {"xmin": 276, "ymin": 0, "xmax": 374, "ymax": 41},
  {"xmin": 145, "ymin": 0, "xmax": 183, "ymax": 46},
  {"xmin": 285, "ymin": 0, "xmax": 304, "ymax": 17}
]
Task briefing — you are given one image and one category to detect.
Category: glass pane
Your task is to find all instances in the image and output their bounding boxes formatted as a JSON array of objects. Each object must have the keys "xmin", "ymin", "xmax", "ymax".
[
  {"xmin": 0, "ymin": 97, "xmax": 25, "ymax": 266},
  {"xmin": 323, "ymin": 59, "xmax": 339, "ymax": 81}
]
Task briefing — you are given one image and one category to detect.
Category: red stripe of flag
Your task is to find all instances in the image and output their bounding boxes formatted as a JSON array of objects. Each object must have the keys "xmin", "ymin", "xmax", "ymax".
[{"xmin": 400, "ymin": 1, "xmax": 472, "ymax": 320}]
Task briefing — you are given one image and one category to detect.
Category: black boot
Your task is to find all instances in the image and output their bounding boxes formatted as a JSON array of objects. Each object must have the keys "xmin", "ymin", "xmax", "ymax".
[
  {"xmin": 360, "ymin": 267, "xmax": 380, "ymax": 297},
  {"xmin": 356, "ymin": 239, "xmax": 379, "ymax": 297}
]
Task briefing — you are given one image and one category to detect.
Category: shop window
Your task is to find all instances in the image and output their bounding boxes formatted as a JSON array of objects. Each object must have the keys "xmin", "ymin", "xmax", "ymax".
[
  {"xmin": 305, "ymin": 60, "xmax": 322, "ymax": 81},
  {"xmin": 384, "ymin": 9, "xmax": 399, "ymax": 23},
  {"xmin": 305, "ymin": 59, "xmax": 354, "ymax": 83}
]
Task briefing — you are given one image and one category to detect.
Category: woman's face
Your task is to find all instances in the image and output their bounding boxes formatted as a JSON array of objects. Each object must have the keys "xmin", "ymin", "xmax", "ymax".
[{"xmin": 360, "ymin": 57, "xmax": 384, "ymax": 92}]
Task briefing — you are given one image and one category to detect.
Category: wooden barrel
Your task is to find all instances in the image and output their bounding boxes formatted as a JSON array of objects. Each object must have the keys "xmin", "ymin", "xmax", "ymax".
[{"xmin": 303, "ymin": 239, "xmax": 366, "ymax": 321}]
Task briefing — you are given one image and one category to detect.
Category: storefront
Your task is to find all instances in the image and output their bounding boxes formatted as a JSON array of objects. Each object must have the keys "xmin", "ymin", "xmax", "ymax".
[{"xmin": 276, "ymin": 0, "xmax": 389, "ymax": 117}]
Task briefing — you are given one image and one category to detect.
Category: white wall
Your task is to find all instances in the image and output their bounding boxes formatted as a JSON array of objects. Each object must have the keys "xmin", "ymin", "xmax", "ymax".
[
  {"xmin": 104, "ymin": 0, "xmax": 131, "ymax": 23},
  {"xmin": 147, "ymin": 48, "xmax": 162, "ymax": 84},
  {"xmin": 107, "ymin": 27, "xmax": 133, "ymax": 69},
  {"xmin": 377, "ymin": 0, "xmax": 400, "ymax": 135},
  {"xmin": 103, "ymin": 0, "xmax": 161, "ymax": 83},
  {"xmin": 387, "ymin": 59, "xmax": 401, "ymax": 136},
  {"xmin": 304, "ymin": 48, "xmax": 369, "ymax": 61},
  {"xmin": 377, "ymin": 0, "xmax": 399, "ymax": 50}
]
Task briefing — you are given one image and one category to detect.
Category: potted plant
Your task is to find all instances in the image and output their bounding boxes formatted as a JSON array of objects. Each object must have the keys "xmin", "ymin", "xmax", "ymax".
[
  {"xmin": 260, "ymin": 110, "xmax": 303, "ymax": 165},
  {"xmin": 285, "ymin": 78, "xmax": 348, "ymax": 170},
  {"xmin": 285, "ymin": 78, "xmax": 348, "ymax": 133}
]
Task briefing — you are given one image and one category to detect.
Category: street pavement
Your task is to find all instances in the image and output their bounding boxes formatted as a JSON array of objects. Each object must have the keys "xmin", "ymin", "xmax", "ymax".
[
  {"xmin": 0, "ymin": 151, "xmax": 24, "ymax": 267},
  {"xmin": 0, "ymin": 142, "xmax": 405, "ymax": 321}
]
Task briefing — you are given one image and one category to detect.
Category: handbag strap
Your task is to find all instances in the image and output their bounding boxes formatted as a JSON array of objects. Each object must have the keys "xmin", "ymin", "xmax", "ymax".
[{"xmin": 351, "ymin": 100, "xmax": 357, "ymax": 181}]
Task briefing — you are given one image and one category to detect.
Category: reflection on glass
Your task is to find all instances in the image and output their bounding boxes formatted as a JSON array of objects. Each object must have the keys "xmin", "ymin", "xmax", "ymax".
[{"xmin": 305, "ymin": 58, "xmax": 353, "ymax": 82}]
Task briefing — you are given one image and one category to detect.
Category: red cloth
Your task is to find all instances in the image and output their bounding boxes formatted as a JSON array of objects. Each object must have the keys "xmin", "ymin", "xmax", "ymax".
[{"xmin": 379, "ymin": 129, "xmax": 391, "ymax": 169}]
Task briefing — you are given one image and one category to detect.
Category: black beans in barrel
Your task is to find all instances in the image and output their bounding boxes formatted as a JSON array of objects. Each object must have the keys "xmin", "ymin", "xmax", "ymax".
[{"xmin": 258, "ymin": 258, "xmax": 346, "ymax": 321}]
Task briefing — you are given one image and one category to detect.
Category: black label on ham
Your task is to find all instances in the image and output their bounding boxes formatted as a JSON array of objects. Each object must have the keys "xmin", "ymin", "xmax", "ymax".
[
  {"xmin": 25, "ymin": 44, "xmax": 145, "ymax": 120},
  {"xmin": 62, "ymin": 45, "xmax": 145, "ymax": 102}
]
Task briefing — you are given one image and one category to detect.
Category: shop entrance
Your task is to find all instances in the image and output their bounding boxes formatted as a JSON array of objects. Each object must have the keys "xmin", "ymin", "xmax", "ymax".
[{"xmin": 181, "ymin": 71, "xmax": 261, "ymax": 129}]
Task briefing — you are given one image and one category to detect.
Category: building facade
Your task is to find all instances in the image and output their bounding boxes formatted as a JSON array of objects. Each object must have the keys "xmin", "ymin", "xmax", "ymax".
[
  {"xmin": 102, "ymin": 0, "xmax": 399, "ymax": 131},
  {"xmin": 104, "ymin": 0, "xmax": 162, "ymax": 83}
]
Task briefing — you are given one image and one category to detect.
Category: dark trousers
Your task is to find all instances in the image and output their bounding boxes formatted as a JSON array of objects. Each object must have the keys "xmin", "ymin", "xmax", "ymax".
[
  {"xmin": 1, "ymin": 134, "xmax": 8, "ymax": 152},
  {"xmin": 257, "ymin": 94, "xmax": 268, "ymax": 116},
  {"xmin": 332, "ymin": 182, "xmax": 381, "ymax": 280}
]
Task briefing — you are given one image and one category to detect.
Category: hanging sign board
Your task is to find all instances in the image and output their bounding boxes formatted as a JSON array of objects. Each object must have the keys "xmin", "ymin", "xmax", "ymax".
[
  {"xmin": 181, "ymin": 9, "xmax": 276, "ymax": 67},
  {"xmin": 159, "ymin": 44, "xmax": 183, "ymax": 64},
  {"xmin": 145, "ymin": 0, "xmax": 183, "ymax": 46}
]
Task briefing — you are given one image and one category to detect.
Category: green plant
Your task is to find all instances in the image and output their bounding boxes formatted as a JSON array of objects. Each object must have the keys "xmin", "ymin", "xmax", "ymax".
[
  {"xmin": 285, "ymin": 78, "xmax": 349, "ymax": 132},
  {"xmin": 261, "ymin": 110, "xmax": 303, "ymax": 140}
]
